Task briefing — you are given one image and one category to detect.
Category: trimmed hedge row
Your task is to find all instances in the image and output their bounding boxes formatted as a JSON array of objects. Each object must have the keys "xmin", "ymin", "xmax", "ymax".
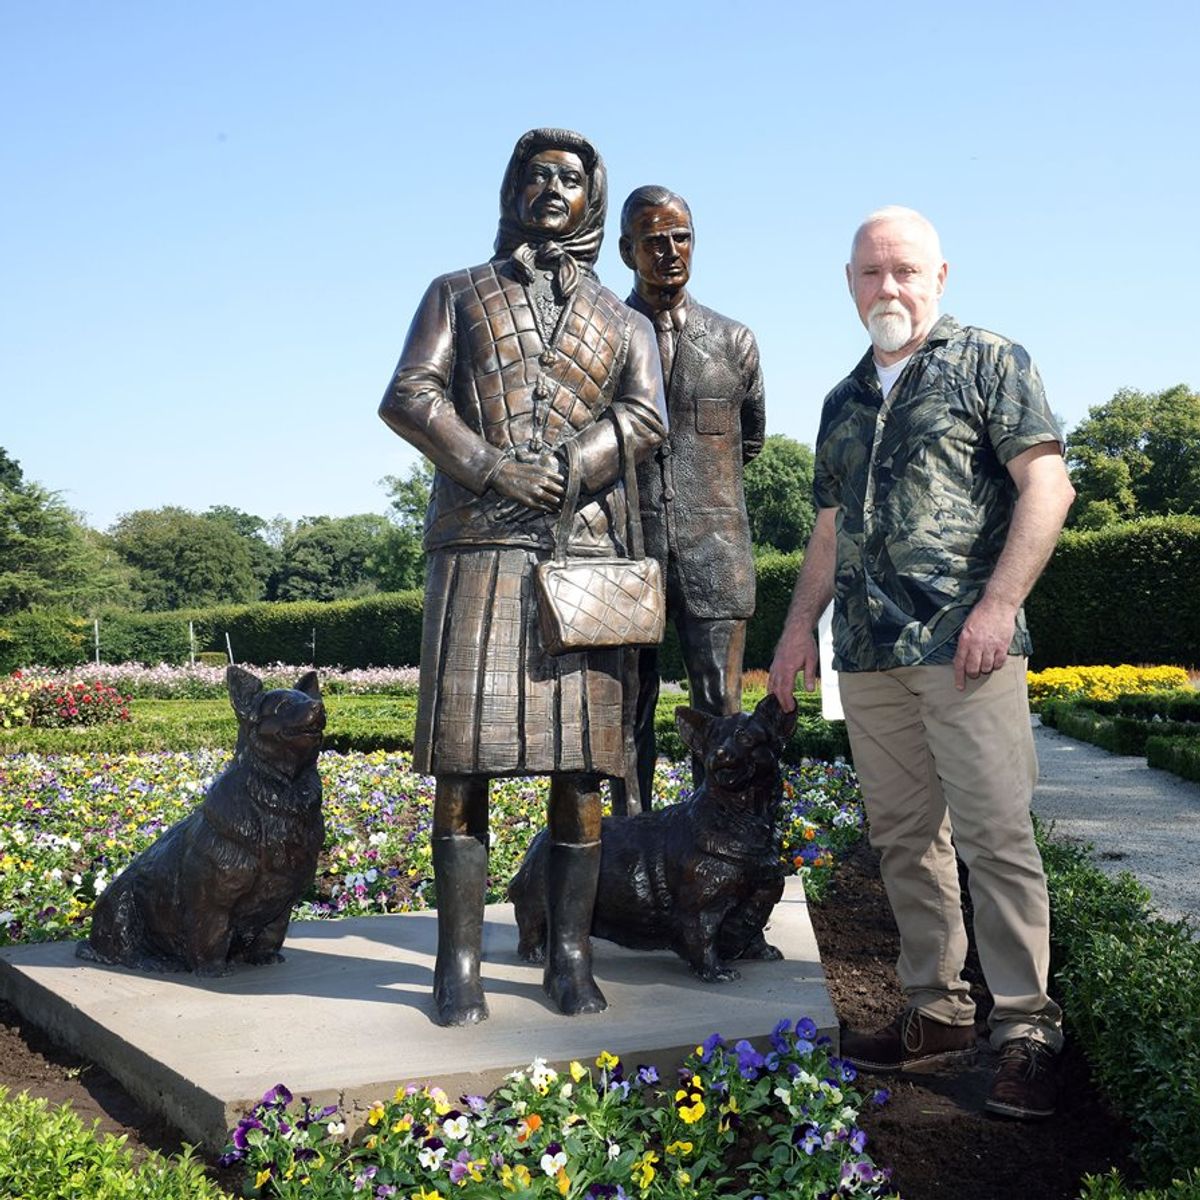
[
  {"xmin": 0, "ymin": 555, "xmax": 805, "ymax": 676},
  {"xmin": 1026, "ymin": 516, "xmax": 1200, "ymax": 669},
  {"xmin": 1040, "ymin": 827, "xmax": 1200, "ymax": 1186},
  {"xmin": 0, "ymin": 689, "xmax": 851, "ymax": 766},
  {"xmin": 0, "ymin": 695, "xmax": 420, "ymax": 756},
  {"xmin": 1040, "ymin": 696, "xmax": 1200, "ymax": 764},
  {"xmin": 1146, "ymin": 735, "xmax": 1200, "ymax": 784},
  {"xmin": 0, "ymin": 594, "xmax": 426, "ymax": 673},
  {"xmin": 5, "ymin": 516, "xmax": 1199, "ymax": 674}
]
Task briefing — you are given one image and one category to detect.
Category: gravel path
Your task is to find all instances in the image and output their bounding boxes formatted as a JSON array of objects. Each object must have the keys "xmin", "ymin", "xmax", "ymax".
[{"xmin": 1032, "ymin": 720, "xmax": 1200, "ymax": 925}]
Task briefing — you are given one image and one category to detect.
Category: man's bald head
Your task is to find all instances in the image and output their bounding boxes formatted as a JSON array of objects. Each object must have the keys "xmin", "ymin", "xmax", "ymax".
[{"xmin": 850, "ymin": 206, "xmax": 943, "ymax": 266}]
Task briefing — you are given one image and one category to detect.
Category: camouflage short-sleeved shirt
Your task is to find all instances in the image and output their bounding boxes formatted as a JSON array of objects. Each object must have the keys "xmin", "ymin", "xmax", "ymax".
[{"xmin": 814, "ymin": 315, "xmax": 1063, "ymax": 672}]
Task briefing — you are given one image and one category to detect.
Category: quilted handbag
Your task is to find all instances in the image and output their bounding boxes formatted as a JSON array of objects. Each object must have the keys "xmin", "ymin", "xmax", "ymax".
[{"xmin": 535, "ymin": 430, "xmax": 666, "ymax": 655}]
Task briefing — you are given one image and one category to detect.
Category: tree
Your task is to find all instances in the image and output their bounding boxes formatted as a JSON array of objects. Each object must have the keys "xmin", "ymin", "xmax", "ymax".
[
  {"xmin": 0, "ymin": 447, "xmax": 23, "ymax": 491},
  {"xmin": 374, "ymin": 459, "xmax": 432, "ymax": 591},
  {"xmin": 1067, "ymin": 384, "xmax": 1200, "ymax": 528},
  {"xmin": 0, "ymin": 481, "xmax": 96, "ymax": 615},
  {"xmin": 202, "ymin": 505, "xmax": 281, "ymax": 598},
  {"xmin": 273, "ymin": 514, "xmax": 393, "ymax": 602},
  {"xmin": 741, "ymin": 434, "xmax": 816, "ymax": 552},
  {"xmin": 109, "ymin": 506, "xmax": 260, "ymax": 611}
]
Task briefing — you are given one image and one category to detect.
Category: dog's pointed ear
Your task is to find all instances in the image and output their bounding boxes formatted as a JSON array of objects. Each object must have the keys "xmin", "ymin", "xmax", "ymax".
[
  {"xmin": 675, "ymin": 706, "xmax": 714, "ymax": 758},
  {"xmin": 227, "ymin": 666, "xmax": 264, "ymax": 719},
  {"xmin": 294, "ymin": 671, "xmax": 321, "ymax": 701},
  {"xmin": 754, "ymin": 693, "xmax": 798, "ymax": 742}
]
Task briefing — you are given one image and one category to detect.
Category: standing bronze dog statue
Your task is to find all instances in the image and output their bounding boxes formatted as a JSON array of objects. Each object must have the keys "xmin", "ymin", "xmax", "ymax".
[
  {"xmin": 77, "ymin": 667, "xmax": 325, "ymax": 975},
  {"xmin": 510, "ymin": 694, "xmax": 797, "ymax": 984}
]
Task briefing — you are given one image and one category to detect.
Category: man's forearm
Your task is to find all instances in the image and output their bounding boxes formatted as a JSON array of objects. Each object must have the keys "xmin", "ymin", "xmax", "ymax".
[{"xmin": 983, "ymin": 454, "xmax": 1076, "ymax": 614}]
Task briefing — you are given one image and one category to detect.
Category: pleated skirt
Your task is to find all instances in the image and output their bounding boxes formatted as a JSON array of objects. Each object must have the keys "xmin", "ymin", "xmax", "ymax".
[{"xmin": 412, "ymin": 547, "xmax": 624, "ymax": 778}]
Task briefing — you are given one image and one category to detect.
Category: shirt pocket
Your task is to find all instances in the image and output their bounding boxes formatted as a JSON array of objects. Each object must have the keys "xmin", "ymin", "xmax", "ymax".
[{"xmin": 695, "ymin": 397, "xmax": 731, "ymax": 435}]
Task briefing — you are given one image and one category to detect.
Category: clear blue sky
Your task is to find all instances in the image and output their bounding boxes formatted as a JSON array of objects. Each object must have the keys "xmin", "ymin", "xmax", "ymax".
[{"xmin": 3, "ymin": 1, "xmax": 1196, "ymax": 531}]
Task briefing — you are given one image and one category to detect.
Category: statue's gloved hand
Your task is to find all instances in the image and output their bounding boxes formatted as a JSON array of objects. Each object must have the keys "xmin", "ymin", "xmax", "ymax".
[{"xmin": 490, "ymin": 455, "xmax": 565, "ymax": 513}]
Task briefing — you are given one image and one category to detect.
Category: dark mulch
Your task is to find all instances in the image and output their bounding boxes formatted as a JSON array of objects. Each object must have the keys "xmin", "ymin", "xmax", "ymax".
[
  {"xmin": 809, "ymin": 840, "xmax": 1135, "ymax": 1199},
  {"xmin": 1, "ymin": 839, "xmax": 1135, "ymax": 1199}
]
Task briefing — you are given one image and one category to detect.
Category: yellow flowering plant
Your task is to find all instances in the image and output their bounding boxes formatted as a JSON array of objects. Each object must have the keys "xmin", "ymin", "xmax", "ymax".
[{"xmin": 1027, "ymin": 664, "xmax": 1191, "ymax": 707}]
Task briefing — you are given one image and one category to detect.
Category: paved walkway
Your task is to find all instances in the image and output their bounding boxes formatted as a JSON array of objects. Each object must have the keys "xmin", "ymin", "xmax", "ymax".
[{"xmin": 1032, "ymin": 720, "xmax": 1200, "ymax": 925}]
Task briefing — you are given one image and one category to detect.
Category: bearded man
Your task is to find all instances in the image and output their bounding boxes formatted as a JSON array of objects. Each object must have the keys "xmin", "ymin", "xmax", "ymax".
[
  {"xmin": 769, "ymin": 207, "xmax": 1075, "ymax": 1118},
  {"xmin": 379, "ymin": 128, "xmax": 664, "ymax": 1025}
]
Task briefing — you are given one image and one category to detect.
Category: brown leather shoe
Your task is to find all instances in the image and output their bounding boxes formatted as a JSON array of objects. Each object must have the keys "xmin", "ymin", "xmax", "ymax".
[
  {"xmin": 840, "ymin": 1009, "xmax": 978, "ymax": 1072},
  {"xmin": 985, "ymin": 1037, "xmax": 1057, "ymax": 1119}
]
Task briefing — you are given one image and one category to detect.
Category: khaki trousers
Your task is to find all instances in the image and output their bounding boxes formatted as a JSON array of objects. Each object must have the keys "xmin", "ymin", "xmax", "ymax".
[{"xmin": 839, "ymin": 657, "xmax": 1063, "ymax": 1050}]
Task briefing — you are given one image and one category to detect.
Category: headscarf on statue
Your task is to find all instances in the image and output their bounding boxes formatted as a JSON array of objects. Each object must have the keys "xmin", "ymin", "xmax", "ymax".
[{"xmin": 493, "ymin": 127, "xmax": 607, "ymax": 298}]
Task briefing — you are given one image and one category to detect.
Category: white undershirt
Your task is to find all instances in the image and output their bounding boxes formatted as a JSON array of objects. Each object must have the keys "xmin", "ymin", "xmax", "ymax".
[{"xmin": 874, "ymin": 353, "xmax": 913, "ymax": 400}]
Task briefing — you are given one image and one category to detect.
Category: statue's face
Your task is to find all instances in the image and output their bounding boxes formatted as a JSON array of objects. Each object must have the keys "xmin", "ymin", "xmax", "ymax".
[
  {"xmin": 623, "ymin": 201, "xmax": 693, "ymax": 294},
  {"xmin": 517, "ymin": 150, "xmax": 588, "ymax": 238}
]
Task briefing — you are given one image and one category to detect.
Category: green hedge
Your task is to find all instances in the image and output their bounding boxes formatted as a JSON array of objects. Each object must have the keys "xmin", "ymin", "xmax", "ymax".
[
  {"xmin": 654, "ymin": 684, "xmax": 851, "ymax": 764},
  {"xmin": 0, "ymin": 592, "xmax": 427, "ymax": 673},
  {"xmin": 1040, "ymin": 828, "xmax": 1200, "ymax": 1185},
  {"xmin": 1146, "ymin": 735, "xmax": 1200, "ymax": 784},
  {"xmin": 1026, "ymin": 516, "xmax": 1200, "ymax": 669},
  {"xmin": 6, "ymin": 517, "xmax": 1200, "ymax": 676},
  {"xmin": 0, "ymin": 695, "xmax": 419, "ymax": 755},
  {"xmin": 1040, "ymin": 697, "xmax": 1200, "ymax": 761},
  {"xmin": 0, "ymin": 557, "xmax": 804, "ymax": 675}
]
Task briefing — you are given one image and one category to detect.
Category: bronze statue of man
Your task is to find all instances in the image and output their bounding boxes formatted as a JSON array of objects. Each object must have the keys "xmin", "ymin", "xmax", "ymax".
[
  {"xmin": 615, "ymin": 186, "xmax": 766, "ymax": 811},
  {"xmin": 379, "ymin": 130, "xmax": 664, "ymax": 1025}
]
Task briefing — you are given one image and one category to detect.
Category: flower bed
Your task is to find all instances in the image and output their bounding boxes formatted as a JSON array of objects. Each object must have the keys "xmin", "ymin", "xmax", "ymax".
[
  {"xmin": 219, "ymin": 1026, "xmax": 895, "ymax": 1199},
  {"xmin": 11, "ymin": 662, "xmax": 421, "ymax": 699},
  {"xmin": 0, "ymin": 671, "xmax": 131, "ymax": 728},
  {"xmin": 0, "ymin": 752, "xmax": 862, "ymax": 946},
  {"xmin": 1026, "ymin": 665, "xmax": 1191, "ymax": 708}
]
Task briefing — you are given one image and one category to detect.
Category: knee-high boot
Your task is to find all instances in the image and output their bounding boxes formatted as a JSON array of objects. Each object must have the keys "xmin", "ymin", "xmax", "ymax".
[
  {"xmin": 432, "ymin": 834, "xmax": 489, "ymax": 1026},
  {"xmin": 543, "ymin": 840, "xmax": 607, "ymax": 1016}
]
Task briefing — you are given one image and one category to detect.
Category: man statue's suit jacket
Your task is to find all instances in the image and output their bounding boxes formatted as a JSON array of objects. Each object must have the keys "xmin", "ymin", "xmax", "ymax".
[{"xmin": 633, "ymin": 296, "xmax": 766, "ymax": 621}]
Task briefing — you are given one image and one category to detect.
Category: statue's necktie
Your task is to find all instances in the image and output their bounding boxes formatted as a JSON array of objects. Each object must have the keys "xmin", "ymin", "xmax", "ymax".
[{"xmin": 654, "ymin": 309, "xmax": 677, "ymax": 385}]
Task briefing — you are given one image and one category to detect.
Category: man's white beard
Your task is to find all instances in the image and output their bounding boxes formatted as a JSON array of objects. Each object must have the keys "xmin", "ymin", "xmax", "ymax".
[{"xmin": 867, "ymin": 303, "xmax": 912, "ymax": 353}]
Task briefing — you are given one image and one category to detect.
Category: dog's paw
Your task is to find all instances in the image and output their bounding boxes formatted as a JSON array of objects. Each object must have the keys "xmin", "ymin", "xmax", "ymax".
[
  {"xmin": 192, "ymin": 960, "xmax": 235, "ymax": 978},
  {"xmin": 695, "ymin": 963, "xmax": 741, "ymax": 983},
  {"xmin": 244, "ymin": 951, "xmax": 286, "ymax": 966},
  {"xmin": 740, "ymin": 942, "xmax": 784, "ymax": 962}
]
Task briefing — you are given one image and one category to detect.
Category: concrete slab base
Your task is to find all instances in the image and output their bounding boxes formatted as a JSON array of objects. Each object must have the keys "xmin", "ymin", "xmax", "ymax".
[{"xmin": 0, "ymin": 878, "xmax": 834, "ymax": 1153}]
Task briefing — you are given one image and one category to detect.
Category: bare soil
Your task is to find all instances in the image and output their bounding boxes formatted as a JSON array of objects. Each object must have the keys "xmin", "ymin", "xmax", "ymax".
[{"xmin": 1, "ymin": 840, "xmax": 1134, "ymax": 1199}]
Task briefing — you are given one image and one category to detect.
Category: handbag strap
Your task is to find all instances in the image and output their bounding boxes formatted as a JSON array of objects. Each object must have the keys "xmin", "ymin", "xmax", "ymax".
[{"xmin": 552, "ymin": 414, "xmax": 646, "ymax": 563}]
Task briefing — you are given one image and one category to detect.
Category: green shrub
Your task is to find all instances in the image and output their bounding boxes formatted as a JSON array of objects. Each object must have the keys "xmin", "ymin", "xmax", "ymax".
[
  {"xmin": 745, "ymin": 550, "xmax": 803, "ymax": 669},
  {"xmin": 653, "ymin": 684, "xmax": 851, "ymax": 765},
  {"xmin": 0, "ymin": 695, "xmax": 419, "ymax": 755},
  {"xmin": 1026, "ymin": 516, "xmax": 1200, "ymax": 669},
  {"xmin": 1080, "ymin": 1168, "xmax": 1200, "ymax": 1199},
  {"xmin": 1039, "ymin": 828, "xmax": 1200, "ymax": 1184},
  {"xmin": 1146, "ymin": 735, "xmax": 1200, "ymax": 784},
  {"xmin": 0, "ymin": 1086, "xmax": 231, "ymax": 1199},
  {"xmin": 0, "ymin": 609, "xmax": 91, "ymax": 672},
  {"xmin": 1043, "ymin": 699, "xmax": 1200, "ymax": 760},
  {"xmin": 0, "ymin": 591, "xmax": 427, "ymax": 671}
]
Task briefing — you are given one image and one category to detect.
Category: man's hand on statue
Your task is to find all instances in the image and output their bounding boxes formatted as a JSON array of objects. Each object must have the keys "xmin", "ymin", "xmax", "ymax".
[
  {"xmin": 490, "ymin": 458, "xmax": 565, "ymax": 513},
  {"xmin": 768, "ymin": 631, "xmax": 819, "ymax": 712},
  {"xmin": 953, "ymin": 596, "xmax": 1017, "ymax": 691}
]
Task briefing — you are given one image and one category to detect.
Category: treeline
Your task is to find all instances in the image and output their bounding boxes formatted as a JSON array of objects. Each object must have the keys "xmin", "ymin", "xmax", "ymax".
[
  {"xmin": 0, "ymin": 437, "xmax": 817, "ymax": 619},
  {"xmin": 4, "ymin": 519, "xmax": 1199, "ymax": 673}
]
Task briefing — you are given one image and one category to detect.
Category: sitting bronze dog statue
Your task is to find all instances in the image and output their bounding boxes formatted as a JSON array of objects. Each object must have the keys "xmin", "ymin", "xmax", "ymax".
[
  {"xmin": 510, "ymin": 694, "xmax": 797, "ymax": 982},
  {"xmin": 77, "ymin": 667, "xmax": 325, "ymax": 975}
]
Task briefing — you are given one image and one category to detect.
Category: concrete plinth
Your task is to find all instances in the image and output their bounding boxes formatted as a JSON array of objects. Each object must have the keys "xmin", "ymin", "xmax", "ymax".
[{"xmin": 0, "ymin": 878, "xmax": 833, "ymax": 1153}]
